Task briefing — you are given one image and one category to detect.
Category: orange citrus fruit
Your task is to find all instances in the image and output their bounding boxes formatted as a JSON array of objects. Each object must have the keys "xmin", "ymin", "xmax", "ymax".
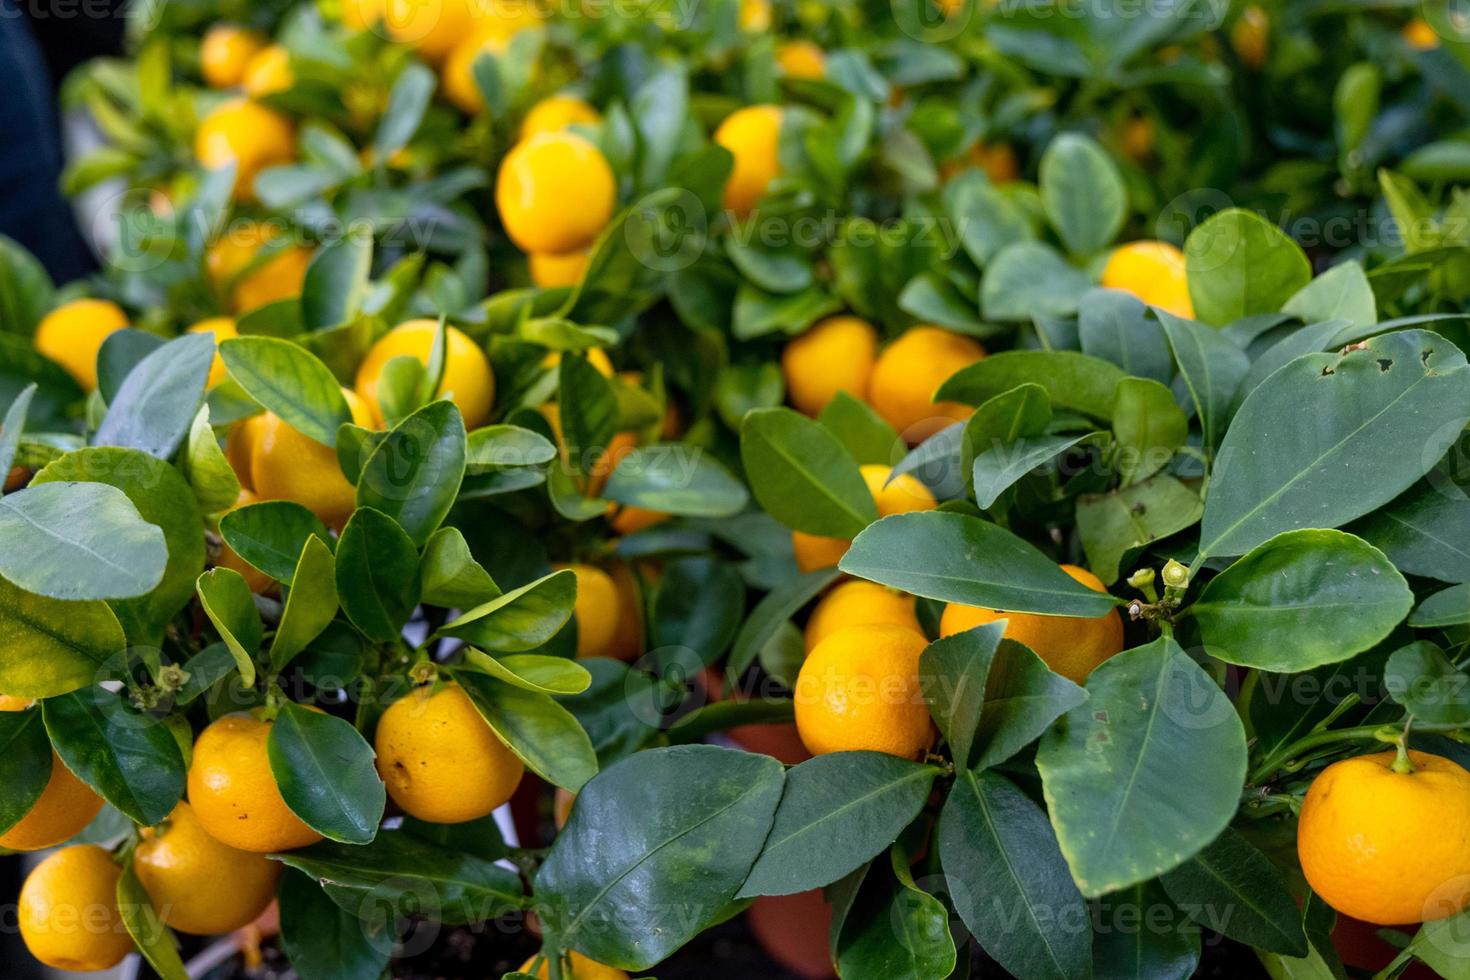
[
  {"xmin": 939, "ymin": 564, "xmax": 1122, "ymax": 684},
  {"xmin": 194, "ymin": 98, "xmax": 295, "ymax": 201},
  {"xmin": 714, "ymin": 104, "xmax": 781, "ymax": 217},
  {"xmin": 187, "ymin": 316, "xmax": 238, "ymax": 388},
  {"xmin": 496, "ymin": 132, "xmax": 616, "ymax": 255},
  {"xmin": 200, "ymin": 24, "xmax": 266, "ymax": 89},
  {"xmin": 1299, "ymin": 750, "xmax": 1470, "ymax": 925},
  {"xmin": 868, "ymin": 325, "xmax": 986, "ymax": 443},
  {"xmin": 135, "ymin": 801, "xmax": 281, "ymax": 935},
  {"xmin": 521, "ymin": 94, "xmax": 600, "ymax": 140},
  {"xmin": 520, "ymin": 949, "xmax": 629, "ymax": 979},
  {"xmin": 790, "ymin": 465, "xmax": 935, "ymax": 571},
  {"xmin": 775, "ymin": 41, "xmax": 826, "ymax": 79},
  {"xmin": 18, "ymin": 845, "xmax": 133, "ymax": 971},
  {"xmin": 1100, "ymin": 241, "xmax": 1193, "ymax": 319},
  {"xmin": 529, "ymin": 250, "xmax": 591, "ymax": 288},
  {"xmin": 375, "ymin": 682, "xmax": 525, "ymax": 823},
  {"xmin": 188, "ymin": 712, "xmax": 324, "ymax": 853},
  {"xmin": 33, "ymin": 298, "xmax": 129, "ymax": 391},
  {"xmin": 805, "ymin": 580, "xmax": 920, "ymax": 653},
  {"xmin": 205, "ymin": 219, "xmax": 312, "ymax": 314},
  {"xmin": 354, "ymin": 319, "xmax": 495, "ymax": 428},
  {"xmin": 780, "ymin": 315, "xmax": 877, "ymax": 417},
  {"xmin": 242, "ymin": 44, "xmax": 293, "ymax": 97},
  {"xmin": 558, "ymin": 562, "xmax": 622, "ymax": 659},
  {"xmin": 249, "ymin": 387, "xmax": 373, "ymax": 529},
  {"xmin": 794, "ymin": 623, "xmax": 932, "ymax": 758},
  {"xmin": 0, "ymin": 750, "xmax": 104, "ymax": 852}
]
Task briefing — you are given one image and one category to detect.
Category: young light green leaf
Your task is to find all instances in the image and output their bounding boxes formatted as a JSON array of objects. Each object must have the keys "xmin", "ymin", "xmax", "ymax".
[
  {"xmin": 183, "ymin": 406, "xmax": 241, "ymax": 514},
  {"xmin": 269, "ymin": 537, "xmax": 339, "ymax": 673},
  {"xmin": 419, "ymin": 526, "xmax": 500, "ymax": 608},
  {"xmin": 219, "ymin": 337, "xmax": 351, "ymax": 448},
  {"xmin": 195, "ymin": 568, "xmax": 261, "ymax": 686},
  {"xmin": 438, "ymin": 569, "xmax": 576, "ymax": 652},
  {"xmin": 0, "ymin": 577, "xmax": 126, "ymax": 697}
]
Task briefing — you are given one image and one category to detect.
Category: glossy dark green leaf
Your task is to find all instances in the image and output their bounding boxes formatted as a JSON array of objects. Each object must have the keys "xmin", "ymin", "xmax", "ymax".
[
  {"xmin": 335, "ymin": 507, "xmax": 421, "ymax": 642},
  {"xmin": 938, "ymin": 350, "xmax": 1126, "ymax": 420},
  {"xmin": 195, "ymin": 568, "xmax": 261, "ymax": 685},
  {"xmin": 972, "ymin": 433, "xmax": 1090, "ymax": 509},
  {"xmin": 465, "ymin": 424, "xmax": 557, "ymax": 472},
  {"xmin": 182, "ymin": 405, "xmax": 240, "ymax": 514},
  {"xmin": 219, "ymin": 500, "xmax": 332, "ymax": 584},
  {"xmin": 728, "ymin": 567, "xmax": 842, "ymax": 677},
  {"xmin": 0, "ymin": 482, "xmax": 166, "ymax": 600},
  {"xmin": 940, "ymin": 769, "xmax": 1091, "ymax": 980},
  {"xmin": 1191, "ymin": 529, "xmax": 1412, "ymax": 671},
  {"xmin": 1040, "ymin": 133, "xmax": 1125, "ymax": 256},
  {"xmin": 356, "ymin": 400, "xmax": 466, "ymax": 546},
  {"xmin": 117, "ymin": 863, "xmax": 188, "ymax": 980},
  {"xmin": 559, "ymin": 658, "xmax": 664, "ymax": 766},
  {"xmin": 971, "ymin": 640, "xmax": 1088, "ymax": 771},
  {"xmin": 840, "ymin": 511, "xmax": 1119, "ymax": 616},
  {"xmin": 1160, "ymin": 826, "xmax": 1308, "ymax": 956},
  {"xmin": 1156, "ymin": 310, "xmax": 1249, "ymax": 458},
  {"xmin": 301, "ymin": 237, "xmax": 372, "ymax": 332},
  {"xmin": 0, "ymin": 382, "xmax": 36, "ymax": 492},
  {"xmin": 1078, "ymin": 289, "xmax": 1173, "ymax": 384},
  {"xmin": 32, "ymin": 448, "xmax": 203, "ymax": 645},
  {"xmin": 740, "ymin": 407, "xmax": 876, "ymax": 537},
  {"xmin": 1092, "ymin": 882, "xmax": 1201, "ymax": 980},
  {"xmin": 460, "ymin": 650, "xmax": 591, "ymax": 696},
  {"xmin": 0, "ymin": 707, "xmax": 52, "ymax": 834},
  {"xmin": 267, "ymin": 702, "xmax": 385, "ymax": 844},
  {"xmin": 278, "ymin": 831, "xmax": 524, "ymax": 925},
  {"xmin": 438, "ymin": 569, "xmax": 576, "ymax": 652},
  {"xmin": 94, "ymin": 332, "xmax": 213, "ymax": 459},
  {"xmin": 919, "ymin": 622, "xmax": 1004, "ymax": 770},
  {"xmin": 1076, "ymin": 475, "xmax": 1204, "ymax": 585},
  {"xmin": 219, "ymin": 337, "xmax": 350, "ymax": 448},
  {"xmin": 1410, "ymin": 583, "xmax": 1470, "ymax": 627},
  {"xmin": 739, "ymin": 752, "xmax": 938, "ymax": 898},
  {"xmin": 1198, "ymin": 331, "xmax": 1470, "ymax": 559},
  {"xmin": 174, "ymin": 642, "xmax": 238, "ymax": 705},
  {"xmin": 1183, "ymin": 209, "xmax": 1312, "ymax": 326},
  {"xmin": 269, "ymin": 537, "xmax": 339, "ymax": 673},
  {"xmin": 418, "ymin": 526, "xmax": 500, "ymax": 608},
  {"xmin": 43, "ymin": 685, "xmax": 186, "ymax": 826},
  {"xmin": 650, "ymin": 556, "xmax": 745, "ymax": 669},
  {"xmin": 455, "ymin": 670, "xmax": 598, "ymax": 792},
  {"xmin": 1350, "ymin": 480, "xmax": 1470, "ymax": 584},
  {"xmin": 278, "ymin": 869, "xmax": 392, "ymax": 980},
  {"xmin": 557, "ymin": 351, "xmax": 619, "ymax": 479},
  {"xmin": 602, "ymin": 444, "xmax": 749, "ymax": 517},
  {"xmin": 833, "ymin": 851, "xmax": 956, "ymax": 980},
  {"xmin": 1035, "ymin": 637, "xmax": 1247, "ymax": 897},
  {"xmin": 0, "ymin": 577, "xmax": 126, "ymax": 697},
  {"xmin": 982, "ymin": 242, "xmax": 1093, "ymax": 321},
  {"xmin": 372, "ymin": 61, "xmax": 435, "ymax": 160},
  {"xmin": 535, "ymin": 745, "xmax": 783, "ymax": 971}
]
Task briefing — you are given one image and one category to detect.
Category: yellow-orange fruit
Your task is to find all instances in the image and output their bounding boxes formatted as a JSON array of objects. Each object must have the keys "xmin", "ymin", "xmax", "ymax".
[
  {"xmin": 868, "ymin": 326, "xmax": 986, "ymax": 443},
  {"xmin": 780, "ymin": 315, "xmax": 878, "ymax": 417}
]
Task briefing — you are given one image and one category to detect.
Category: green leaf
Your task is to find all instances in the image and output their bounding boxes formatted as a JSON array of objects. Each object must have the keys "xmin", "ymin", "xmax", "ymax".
[
  {"xmin": 728, "ymin": 567, "xmax": 842, "ymax": 678},
  {"xmin": 938, "ymin": 350, "xmax": 1127, "ymax": 420},
  {"xmin": 219, "ymin": 337, "xmax": 351, "ymax": 448},
  {"xmin": 1191, "ymin": 529, "xmax": 1412, "ymax": 671},
  {"xmin": 1111, "ymin": 377, "xmax": 1187, "ymax": 486},
  {"xmin": 557, "ymin": 352, "xmax": 619, "ymax": 479},
  {"xmin": 1092, "ymin": 882, "xmax": 1201, "ymax": 980},
  {"xmin": 276, "ymin": 831, "xmax": 524, "ymax": 925},
  {"xmin": 939, "ymin": 769, "xmax": 1091, "ymax": 980},
  {"xmin": 94, "ymin": 332, "xmax": 213, "ymax": 459},
  {"xmin": 1156, "ymin": 310, "xmax": 1250, "ymax": 457},
  {"xmin": 972, "ymin": 433, "xmax": 1090, "ymax": 509},
  {"xmin": 277, "ymin": 870, "xmax": 391, "ymax": 980},
  {"xmin": 740, "ymin": 407, "xmax": 876, "ymax": 537},
  {"xmin": 182, "ymin": 406, "xmax": 240, "ymax": 514},
  {"xmin": 1282, "ymin": 261, "xmax": 1376, "ymax": 330},
  {"xmin": 1035, "ymin": 637, "xmax": 1247, "ymax": 897},
  {"xmin": 1076, "ymin": 475, "xmax": 1204, "ymax": 585},
  {"xmin": 1349, "ymin": 480, "xmax": 1470, "ymax": 584},
  {"xmin": 971, "ymin": 640, "xmax": 1088, "ymax": 772},
  {"xmin": 1404, "ymin": 907, "xmax": 1470, "ymax": 979},
  {"xmin": 1410, "ymin": 583, "xmax": 1470, "ymax": 628},
  {"xmin": 219, "ymin": 500, "xmax": 331, "ymax": 584},
  {"xmin": 982, "ymin": 242, "xmax": 1093, "ymax": 321},
  {"xmin": 738, "ymin": 752, "xmax": 938, "ymax": 898},
  {"xmin": 0, "ymin": 577, "xmax": 126, "ymax": 697},
  {"xmin": 0, "ymin": 382, "xmax": 36, "ymax": 492},
  {"xmin": 117, "ymin": 863, "xmax": 188, "ymax": 980},
  {"xmin": 840, "ymin": 511, "xmax": 1119, "ymax": 615},
  {"xmin": 0, "ymin": 235, "xmax": 54, "ymax": 335},
  {"xmin": 335, "ymin": 508, "xmax": 421, "ymax": 642},
  {"xmin": 1078, "ymin": 289, "xmax": 1173, "ymax": 384},
  {"xmin": 818, "ymin": 391, "xmax": 904, "ymax": 466},
  {"xmin": 1184, "ymin": 209, "xmax": 1312, "ymax": 326},
  {"xmin": 465, "ymin": 424, "xmax": 557, "ymax": 472},
  {"xmin": 438, "ymin": 569, "xmax": 576, "ymax": 652},
  {"xmin": 1039, "ymin": 133, "xmax": 1126, "ymax": 257},
  {"xmin": 419, "ymin": 526, "xmax": 500, "ymax": 608},
  {"xmin": 602, "ymin": 444, "xmax": 750, "ymax": 517},
  {"xmin": 267, "ymin": 702, "xmax": 385, "ymax": 844},
  {"xmin": 650, "ymin": 556, "xmax": 745, "ymax": 669},
  {"xmin": 269, "ymin": 537, "xmax": 339, "ymax": 673},
  {"xmin": 195, "ymin": 568, "xmax": 261, "ymax": 686},
  {"xmin": 919, "ymin": 622, "xmax": 1006, "ymax": 771},
  {"xmin": 356, "ymin": 400, "xmax": 467, "ymax": 546},
  {"xmin": 33, "ymin": 447, "xmax": 203, "ymax": 646},
  {"xmin": 373, "ymin": 62, "xmax": 435, "ymax": 160},
  {"xmin": 302, "ymin": 237, "xmax": 372, "ymax": 332},
  {"xmin": 43, "ymin": 685, "xmax": 186, "ymax": 826},
  {"xmin": 0, "ymin": 482, "xmax": 166, "ymax": 600},
  {"xmin": 460, "ymin": 650, "xmax": 591, "ymax": 696},
  {"xmin": 455, "ymin": 670, "xmax": 598, "ymax": 792},
  {"xmin": 832, "ymin": 851, "xmax": 956, "ymax": 980},
  {"xmin": 1198, "ymin": 331, "xmax": 1470, "ymax": 559},
  {"xmin": 175, "ymin": 643, "xmax": 238, "ymax": 705},
  {"xmin": 1159, "ymin": 826, "xmax": 1309, "ymax": 956},
  {"xmin": 0, "ymin": 708, "xmax": 52, "ymax": 835},
  {"xmin": 535, "ymin": 745, "xmax": 783, "ymax": 971}
]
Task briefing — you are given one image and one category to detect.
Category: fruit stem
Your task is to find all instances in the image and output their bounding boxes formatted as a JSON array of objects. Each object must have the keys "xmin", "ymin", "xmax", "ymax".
[{"xmin": 1391, "ymin": 720, "xmax": 1416, "ymax": 774}]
